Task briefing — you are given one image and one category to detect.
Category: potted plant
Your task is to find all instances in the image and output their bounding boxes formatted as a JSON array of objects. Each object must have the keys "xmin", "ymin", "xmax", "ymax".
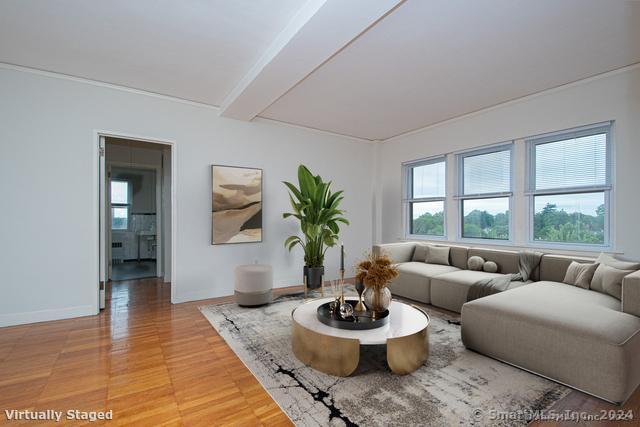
[
  {"xmin": 283, "ymin": 165, "xmax": 349, "ymax": 289},
  {"xmin": 356, "ymin": 252, "xmax": 399, "ymax": 313}
]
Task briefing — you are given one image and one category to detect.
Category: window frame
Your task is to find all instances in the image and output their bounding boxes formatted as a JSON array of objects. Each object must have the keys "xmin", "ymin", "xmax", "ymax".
[
  {"xmin": 456, "ymin": 142, "xmax": 514, "ymax": 243},
  {"xmin": 111, "ymin": 179, "xmax": 131, "ymax": 231},
  {"xmin": 402, "ymin": 156, "xmax": 447, "ymax": 240},
  {"xmin": 525, "ymin": 122, "xmax": 612, "ymax": 249}
]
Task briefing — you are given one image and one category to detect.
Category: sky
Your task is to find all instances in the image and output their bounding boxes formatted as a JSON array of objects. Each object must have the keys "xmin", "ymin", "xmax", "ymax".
[
  {"xmin": 534, "ymin": 192, "xmax": 603, "ymax": 216},
  {"xmin": 412, "ymin": 201, "xmax": 444, "ymax": 218},
  {"xmin": 463, "ymin": 198, "xmax": 509, "ymax": 216}
]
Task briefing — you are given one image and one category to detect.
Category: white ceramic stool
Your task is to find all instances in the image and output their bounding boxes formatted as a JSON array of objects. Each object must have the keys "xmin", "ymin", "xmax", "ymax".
[{"xmin": 234, "ymin": 264, "xmax": 273, "ymax": 306}]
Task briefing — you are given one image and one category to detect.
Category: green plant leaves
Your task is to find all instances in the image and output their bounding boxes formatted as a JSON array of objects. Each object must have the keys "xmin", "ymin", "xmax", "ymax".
[{"xmin": 281, "ymin": 164, "xmax": 349, "ymax": 268}]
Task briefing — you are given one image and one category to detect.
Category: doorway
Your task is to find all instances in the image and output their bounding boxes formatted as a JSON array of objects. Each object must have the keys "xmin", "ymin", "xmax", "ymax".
[
  {"xmin": 109, "ymin": 165, "xmax": 158, "ymax": 280},
  {"xmin": 98, "ymin": 135, "xmax": 173, "ymax": 308}
]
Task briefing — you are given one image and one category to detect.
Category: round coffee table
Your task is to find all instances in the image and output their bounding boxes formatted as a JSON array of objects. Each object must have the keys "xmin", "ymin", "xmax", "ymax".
[{"xmin": 291, "ymin": 298, "xmax": 430, "ymax": 376}]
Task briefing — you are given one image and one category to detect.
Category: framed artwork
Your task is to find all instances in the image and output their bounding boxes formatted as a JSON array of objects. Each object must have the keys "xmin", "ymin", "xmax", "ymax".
[{"xmin": 211, "ymin": 165, "xmax": 263, "ymax": 244}]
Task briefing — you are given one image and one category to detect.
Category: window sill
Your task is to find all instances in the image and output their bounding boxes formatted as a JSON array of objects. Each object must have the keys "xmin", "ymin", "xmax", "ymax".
[
  {"xmin": 397, "ymin": 237, "xmax": 622, "ymax": 256},
  {"xmin": 525, "ymin": 241, "xmax": 614, "ymax": 253},
  {"xmin": 405, "ymin": 234, "xmax": 447, "ymax": 241}
]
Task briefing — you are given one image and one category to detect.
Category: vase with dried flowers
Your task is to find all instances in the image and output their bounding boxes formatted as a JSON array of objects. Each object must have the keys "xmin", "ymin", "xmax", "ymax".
[{"xmin": 355, "ymin": 252, "xmax": 399, "ymax": 314}]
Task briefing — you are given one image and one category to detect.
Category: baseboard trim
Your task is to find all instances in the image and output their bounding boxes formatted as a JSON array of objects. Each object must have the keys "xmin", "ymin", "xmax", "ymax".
[{"xmin": 0, "ymin": 305, "xmax": 96, "ymax": 328}]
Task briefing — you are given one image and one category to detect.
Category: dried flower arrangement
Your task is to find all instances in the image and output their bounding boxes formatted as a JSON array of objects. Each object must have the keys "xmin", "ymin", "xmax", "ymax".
[{"xmin": 355, "ymin": 252, "xmax": 399, "ymax": 290}]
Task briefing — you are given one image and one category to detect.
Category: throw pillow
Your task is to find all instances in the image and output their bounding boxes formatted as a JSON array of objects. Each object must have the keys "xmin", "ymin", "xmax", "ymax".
[
  {"xmin": 563, "ymin": 261, "xmax": 599, "ymax": 289},
  {"xmin": 483, "ymin": 261, "xmax": 498, "ymax": 273},
  {"xmin": 412, "ymin": 243, "xmax": 430, "ymax": 262},
  {"xmin": 593, "ymin": 264, "xmax": 634, "ymax": 300},
  {"xmin": 591, "ymin": 253, "xmax": 640, "ymax": 293},
  {"xmin": 426, "ymin": 246, "xmax": 450, "ymax": 266},
  {"xmin": 467, "ymin": 256, "xmax": 485, "ymax": 271}
]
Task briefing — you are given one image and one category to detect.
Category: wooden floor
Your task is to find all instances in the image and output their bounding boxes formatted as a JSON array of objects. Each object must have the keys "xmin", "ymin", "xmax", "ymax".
[
  {"xmin": 0, "ymin": 278, "xmax": 638, "ymax": 426},
  {"xmin": 0, "ymin": 278, "xmax": 293, "ymax": 426}
]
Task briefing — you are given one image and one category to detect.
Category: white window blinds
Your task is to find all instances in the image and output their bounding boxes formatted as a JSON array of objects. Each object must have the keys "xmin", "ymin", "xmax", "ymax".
[
  {"xmin": 533, "ymin": 132, "xmax": 608, "ymax": 191},
  {"xmin": 462, "ymin": 148, "xmax": 511, "ymax": 195},
  {"xmin": 412, "ymin": 160, "xmax": 445, "ymax": 198}
]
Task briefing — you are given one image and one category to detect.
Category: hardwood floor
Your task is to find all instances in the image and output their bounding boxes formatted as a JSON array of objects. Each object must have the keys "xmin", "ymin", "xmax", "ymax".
[
  {"xmin": 0, "ymin": 278, "xmax": 292, "ymax": 426},
  {"xmin": 0, "ymin": 278, "xmax": 638, "ymax": 426}
]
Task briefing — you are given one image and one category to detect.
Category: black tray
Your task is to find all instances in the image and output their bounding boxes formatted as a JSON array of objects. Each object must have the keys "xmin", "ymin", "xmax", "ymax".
[{"xmin": 316, "ymin": 299, "xmax": 389, "ymax": 330}]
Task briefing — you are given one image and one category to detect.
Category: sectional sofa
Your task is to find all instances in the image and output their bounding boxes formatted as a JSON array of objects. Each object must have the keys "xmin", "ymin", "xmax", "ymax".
[{"xmin": 373, "ymin": 242, "xmax": 640, "ymax": 404}]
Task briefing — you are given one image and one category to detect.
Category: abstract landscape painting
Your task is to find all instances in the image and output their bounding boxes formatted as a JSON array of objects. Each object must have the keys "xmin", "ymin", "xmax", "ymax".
[{"xmin": 211, "ymin": 165, "xmax": 262, "ymax": 244}]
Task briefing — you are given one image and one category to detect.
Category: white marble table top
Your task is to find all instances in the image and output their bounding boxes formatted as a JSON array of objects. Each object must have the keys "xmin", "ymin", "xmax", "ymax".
[{"xmin": 292, "ymin": 297, "xmax": 429, "ymax": 345}]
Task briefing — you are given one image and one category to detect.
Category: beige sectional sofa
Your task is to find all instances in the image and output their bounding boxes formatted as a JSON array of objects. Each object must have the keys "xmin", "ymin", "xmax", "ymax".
[{"xmin": 373, "ymin": 242, "xmax": 640, "ymax": 404}]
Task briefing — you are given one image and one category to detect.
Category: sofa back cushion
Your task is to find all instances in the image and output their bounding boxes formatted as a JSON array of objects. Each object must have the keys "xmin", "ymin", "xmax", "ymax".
[
  {"xmin": 443, "ymin": 245, "xmax": 469, "ymax": 270},
  {"xmin": 373, "ymin": 243, "xmax": 416, "ymax": 263},
  {"xmin": 539, "ymin": 254, "xmax": 595, "ymax": 283},
  {"xmin": 468, "ymin": 248, "xmax": 521, "ymax": 275}
]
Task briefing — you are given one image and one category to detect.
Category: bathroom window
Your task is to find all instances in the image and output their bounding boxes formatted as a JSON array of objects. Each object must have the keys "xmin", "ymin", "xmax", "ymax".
[{"xmin": 111, "ymin": 180, "xmax": 130, "ymax": 230}]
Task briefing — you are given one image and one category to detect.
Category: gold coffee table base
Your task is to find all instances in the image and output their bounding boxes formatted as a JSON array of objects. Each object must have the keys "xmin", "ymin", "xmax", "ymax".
[
  {"xmin": 291, "ymin": 304, "xmax": 429, "ymax": 376},
  {"xmin": 292, "ymin": 321, "xmax": 360, "ymax": 377},
  {"xmin": 387, "ymin": 327, "xmax": 429, "ymax": 375}
]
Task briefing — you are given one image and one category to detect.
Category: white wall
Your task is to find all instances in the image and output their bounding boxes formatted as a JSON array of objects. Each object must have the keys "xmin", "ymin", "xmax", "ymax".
[
  {"xmin": 378, "ymin": 65, "xmax": 640, "ymax": 260},
  {"xmin": 0, "ymin": 67, "xmax": 374, "ymax": 326}
]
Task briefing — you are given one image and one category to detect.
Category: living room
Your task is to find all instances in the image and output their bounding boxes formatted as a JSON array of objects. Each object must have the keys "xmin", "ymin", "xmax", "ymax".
[{"xmin": 1, "ymin": 0, "xmax": 639, "ymax": 425}]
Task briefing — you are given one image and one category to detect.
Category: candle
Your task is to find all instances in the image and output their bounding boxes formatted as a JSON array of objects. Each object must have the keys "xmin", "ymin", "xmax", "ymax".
[{"xmin": 340, "ymin": 244, "xmax": 344, "ymax": 271}]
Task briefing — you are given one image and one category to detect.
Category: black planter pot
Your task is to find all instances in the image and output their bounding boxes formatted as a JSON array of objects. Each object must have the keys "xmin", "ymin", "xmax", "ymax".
[{"xmin": 304, "ymin": 265, "xmax": 325, "ymax": 289}]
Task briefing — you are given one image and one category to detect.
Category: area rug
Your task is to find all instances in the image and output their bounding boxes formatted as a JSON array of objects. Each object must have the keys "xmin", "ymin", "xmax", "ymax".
[{"xmin": 200, "ymin": 293, "xmax": 569, "ymax": 426}]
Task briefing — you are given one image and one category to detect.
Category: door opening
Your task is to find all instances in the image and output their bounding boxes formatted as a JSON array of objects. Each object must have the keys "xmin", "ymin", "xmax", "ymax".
[{"xmin": 98, "ymin": 135, "xmax": 172, "ymax": 309}]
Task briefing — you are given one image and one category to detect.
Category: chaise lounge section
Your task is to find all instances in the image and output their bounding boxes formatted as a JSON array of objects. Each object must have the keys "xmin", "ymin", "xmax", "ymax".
[{"xmin": 373, "ymin": 241, "xmax": 640, "ymax": 404}]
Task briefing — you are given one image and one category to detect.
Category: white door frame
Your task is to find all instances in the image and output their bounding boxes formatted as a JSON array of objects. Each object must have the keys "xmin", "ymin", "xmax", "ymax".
[
  {"xmin": 95, "ymin": 130, "xmax": 177, "ymax": 311},
  {"xmin": 108, "ymin": 161, "xmax": 163, "ymax": 279}
]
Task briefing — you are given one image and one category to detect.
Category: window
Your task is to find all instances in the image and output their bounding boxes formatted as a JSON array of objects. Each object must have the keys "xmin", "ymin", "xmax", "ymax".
[
  {"xmin": 111, "ymin": 180, "xmax": 130, "ymax": 230},
  {"xmin": 527, "ymin": 122, "xmax": 611, "ymax": 246},
  {"xmin": 458, "ymin": 144, "xmax": 512, "ymax": 240},
  {"xmin": 404, "ymin": 158, "xmax": 446, "ymax": 237}
]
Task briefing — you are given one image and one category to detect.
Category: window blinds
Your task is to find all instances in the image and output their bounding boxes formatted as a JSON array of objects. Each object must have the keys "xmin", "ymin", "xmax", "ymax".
[
  {"xmin": 534, "ymin": 132, "xmax": 607, "ymax": 191},
  {"xmin": 462, "ymin": 148, "xmax": 511, "ymax": 195},
  {"xmin": 412, "ymin": 160, "xmax": 445, "ymax": 198}
]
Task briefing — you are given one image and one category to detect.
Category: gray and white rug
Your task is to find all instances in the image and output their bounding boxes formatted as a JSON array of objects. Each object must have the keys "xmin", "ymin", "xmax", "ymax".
[{"xmin": 200, "ymin": 293, "xmax": 569, "ymax": 426}]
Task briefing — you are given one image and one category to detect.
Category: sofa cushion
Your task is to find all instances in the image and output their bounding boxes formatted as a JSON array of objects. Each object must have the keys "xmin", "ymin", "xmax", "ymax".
[
  {"xmin": 445, "ymin": 245, "xmax": 469, "ymax": 270},
  {"xmin": 539, "ymin": 254, "xmax": 595, "ymax": 283},
  {"xmin": 429, "ymin": 270, "xmax": 527, "ymax": 313},
  {"xmin": 591, "ymin": 253, "xmax": 640, "ymax": 294},
  {"xmin": 426, "ymin": 245, "xmax": 450, "ymax": 265},
  {"xmin": 461, "ymin": 281, "xmax": 640, "ymax": 403},
  {"xmin": 483, "ymin": 261, "xmax": 498, "ymax": 273},
  {"xmin": 373, "ymin": 243, "xmax": 415, "ymax": 263},
  {"xmin": 563, "ymin": 261, "xmax": 599, "ymax": 289},
  {"xmin": 468, "ymin": 248, "xmax": 520, "ymax": 275},
  {"xmin": 467, "ymin": 256, "xmax": 485, "ymax": 271},
  {"xmin": 411, "ymin": 243, "xmax": 429, "ymax": 262},
  {"xmin": 388, "ymin": 262, "xmax": 459, "ymax": 303},
  {"xmin": 596, "ymin": 252, "xmax": 640, "ymax": 271},
  {"xmin": 594, "ymin": 264, "xmax": 634, "ymax": 300}
]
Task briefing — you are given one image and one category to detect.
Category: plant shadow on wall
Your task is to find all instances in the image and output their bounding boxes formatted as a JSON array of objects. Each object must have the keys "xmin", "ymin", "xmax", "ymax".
[{"xmin": 283, "ymin": 165, "xmax": 349, "ymax": 289}]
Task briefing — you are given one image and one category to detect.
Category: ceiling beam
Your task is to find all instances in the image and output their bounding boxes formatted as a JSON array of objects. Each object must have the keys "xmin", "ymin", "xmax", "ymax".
[{"xmin": 219, "ymin": 0, "xmax": 403, "ymax": 121}]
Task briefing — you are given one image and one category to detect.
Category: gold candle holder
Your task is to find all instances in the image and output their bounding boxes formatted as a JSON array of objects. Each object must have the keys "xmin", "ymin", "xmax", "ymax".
[{"xmin": 354, "ymin": 280, "xmax": 366, "ymax": 312}]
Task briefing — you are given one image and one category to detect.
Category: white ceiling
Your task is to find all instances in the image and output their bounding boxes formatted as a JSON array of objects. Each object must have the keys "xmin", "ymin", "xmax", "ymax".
[
  {"xmin": 0, "ymin": 0, "xmax": 303, "ymax": 105},
  {"xmin": 1, "ymin": 0, "xmax": 639, "ymax": 141},
  {"xmin": 261, "ymin": 0, "xmax": 640, "ymax": 140}
]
